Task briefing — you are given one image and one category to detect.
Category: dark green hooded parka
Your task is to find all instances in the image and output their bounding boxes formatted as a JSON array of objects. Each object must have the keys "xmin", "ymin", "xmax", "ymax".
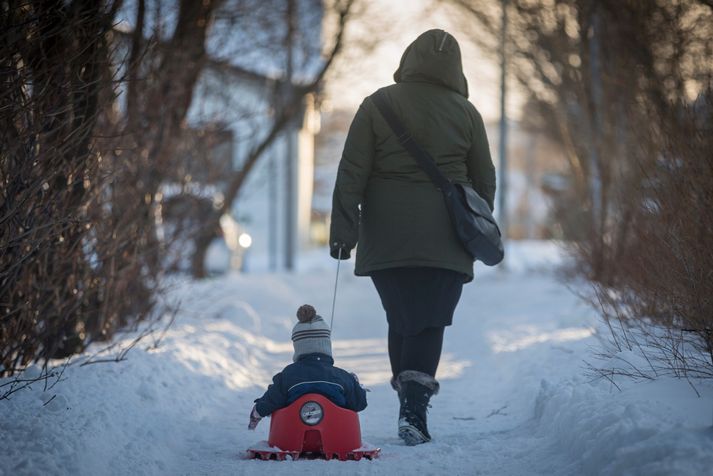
[{"xmin": 329, "ymin": 29, "xmax": 496, "ymax": 282}]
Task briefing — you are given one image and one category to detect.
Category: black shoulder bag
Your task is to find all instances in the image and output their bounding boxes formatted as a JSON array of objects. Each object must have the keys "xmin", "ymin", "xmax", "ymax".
[{"xmin": 371, "ymin": 90, "xmax": 504, "ymax": 266}]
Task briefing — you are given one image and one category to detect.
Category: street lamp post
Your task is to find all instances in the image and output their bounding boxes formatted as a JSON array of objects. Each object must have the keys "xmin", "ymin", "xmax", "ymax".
[{"xmin": 498, "ymin": 0, "xmax": 509, "ymax": 245}]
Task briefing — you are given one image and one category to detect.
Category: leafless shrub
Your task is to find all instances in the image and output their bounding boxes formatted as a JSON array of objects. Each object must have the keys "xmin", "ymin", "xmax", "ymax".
[
  {"xmin": 0, "ymin": 0, "xmax": 220, "ymax": 377},
  {"xmin": 1, "ymin": 298, "xmax": 181, "ymax": 400},
  {"xmin": 583, "ymin": 93, "xmax": 713, "ymax": 380},
  {"xmin": 585, "ymin": 298, "xmax": 713, "ymax": 396},
  {"xmin": 0, "ymin": 361, "xmax": 69, "ymax": 401},
  {"xmin": 1, "ymin": 1, "xmax": 124, "ymax": 374},
  {"xmin": 447, "ymin": 0, "xmax": 713, "ymax": 379}
]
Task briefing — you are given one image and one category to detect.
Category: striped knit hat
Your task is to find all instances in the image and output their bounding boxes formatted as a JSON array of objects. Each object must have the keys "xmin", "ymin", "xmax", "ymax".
[{"xmin": 292, "ymin": 305, "xmax": 332, "ymax": 362}]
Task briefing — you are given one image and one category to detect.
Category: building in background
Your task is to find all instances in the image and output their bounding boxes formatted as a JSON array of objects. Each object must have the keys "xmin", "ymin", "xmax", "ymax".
[
  {"xmin": 183, "ymin": 61, "xmax": 321, "ymax": 273},
  {"xmin": 178, "ymin": 2, "xmax": 324, "ymax": 274}
]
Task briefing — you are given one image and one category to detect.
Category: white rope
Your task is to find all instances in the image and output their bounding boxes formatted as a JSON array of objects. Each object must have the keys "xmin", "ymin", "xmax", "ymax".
[{"xmin": 329, "ymin": 248, "xmax": 342, "ymax": 331}]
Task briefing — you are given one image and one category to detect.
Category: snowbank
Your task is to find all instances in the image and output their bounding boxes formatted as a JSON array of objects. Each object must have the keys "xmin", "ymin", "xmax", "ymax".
[{"xmin": 533, "ymin": 377, "xmax": 713, "ymax": 475}]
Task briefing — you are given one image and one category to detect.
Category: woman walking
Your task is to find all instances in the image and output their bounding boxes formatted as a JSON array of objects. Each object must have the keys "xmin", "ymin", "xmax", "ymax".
[{"xmin": 329, "ymin": 29, "xmax": 496, "ymax": 445}]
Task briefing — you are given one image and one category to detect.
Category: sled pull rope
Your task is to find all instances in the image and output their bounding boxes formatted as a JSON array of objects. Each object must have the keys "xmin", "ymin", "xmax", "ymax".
[{"xmin": 329, "ymin": 248, "xmax": 342, "ymax": 331}]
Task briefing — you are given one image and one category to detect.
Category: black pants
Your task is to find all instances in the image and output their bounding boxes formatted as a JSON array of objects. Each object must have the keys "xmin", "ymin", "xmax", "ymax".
[
  {"xmin": 388, "ymin": 325, "xmax": 445, "ymax": 378},
  {"xmin": 371, "ymin": 267, "xmax": 463, "ymax": 379}
]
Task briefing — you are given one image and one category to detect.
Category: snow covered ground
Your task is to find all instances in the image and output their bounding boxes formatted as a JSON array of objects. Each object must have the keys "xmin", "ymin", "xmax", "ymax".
[{"xmin": 2, "ymin": 241, "xmax": 712, "ymax": 476}]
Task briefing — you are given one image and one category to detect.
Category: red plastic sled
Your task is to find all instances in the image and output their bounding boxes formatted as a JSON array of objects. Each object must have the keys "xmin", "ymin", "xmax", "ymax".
[{"xmin": 246, "ymin": 393, "xmax": 380, "ymax": 461}]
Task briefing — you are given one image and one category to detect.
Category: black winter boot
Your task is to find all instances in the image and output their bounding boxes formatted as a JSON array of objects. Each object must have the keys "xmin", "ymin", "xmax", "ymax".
[{"xmin": 396, "ymin": 370, "xmax": 439, "ymax": 445}]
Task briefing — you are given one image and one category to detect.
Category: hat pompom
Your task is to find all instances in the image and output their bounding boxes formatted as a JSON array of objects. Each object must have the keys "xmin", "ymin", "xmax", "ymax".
[{"xmin": 296, "ymin": 304, "xmax": 316, "ymax": 323}]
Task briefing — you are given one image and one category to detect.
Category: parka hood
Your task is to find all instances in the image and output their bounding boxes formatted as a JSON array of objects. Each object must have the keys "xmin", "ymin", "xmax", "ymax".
[{"xmin": 393, "ymin": 29, "xmax": 469, "ymax": 98}]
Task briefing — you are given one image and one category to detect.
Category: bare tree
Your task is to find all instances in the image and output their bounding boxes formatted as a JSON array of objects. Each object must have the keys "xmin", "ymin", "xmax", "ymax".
[{"xmin": 188, "ymin": 0, "xmax": 357, "ymax": 277}]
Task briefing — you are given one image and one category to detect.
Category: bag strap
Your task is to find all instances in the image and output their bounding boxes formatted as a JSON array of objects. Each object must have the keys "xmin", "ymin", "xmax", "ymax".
[{"xmin": 371, "ymin": 90, "xmax": 452, "ymax": 191}]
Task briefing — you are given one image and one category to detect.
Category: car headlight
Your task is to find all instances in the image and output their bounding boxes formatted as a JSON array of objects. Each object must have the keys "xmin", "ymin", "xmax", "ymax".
[{"xmin": 299, "ymin": 401, "xmax": 323, "ymax": 426}]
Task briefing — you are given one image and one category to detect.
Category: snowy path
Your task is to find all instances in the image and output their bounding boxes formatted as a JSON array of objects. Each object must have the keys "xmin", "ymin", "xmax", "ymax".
[{"xmin": 2, "ymin": 243, "xmax": 712, "ymax": 476}]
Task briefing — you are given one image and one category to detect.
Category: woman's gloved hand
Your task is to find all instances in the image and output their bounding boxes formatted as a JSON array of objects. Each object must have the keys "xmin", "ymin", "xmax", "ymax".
[
  {"xmin": 330, "ymin": 242, "xmax": 351, "ymax": 260},
  {"xmin": 248, "ymin": 405, "xmax": 262, "ymax": 430}
]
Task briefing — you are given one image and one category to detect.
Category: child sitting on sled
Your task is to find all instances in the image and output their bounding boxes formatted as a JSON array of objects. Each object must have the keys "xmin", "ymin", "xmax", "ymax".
[{"xmin": 248, "ymin": 305, "xmax": 367, "ymax": 429}]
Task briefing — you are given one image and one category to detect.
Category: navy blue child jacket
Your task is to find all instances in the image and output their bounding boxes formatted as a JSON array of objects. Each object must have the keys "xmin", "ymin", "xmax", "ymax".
[{"xmin": 254, "ymin": 353, "xmax": 367, "ymax": 417}]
